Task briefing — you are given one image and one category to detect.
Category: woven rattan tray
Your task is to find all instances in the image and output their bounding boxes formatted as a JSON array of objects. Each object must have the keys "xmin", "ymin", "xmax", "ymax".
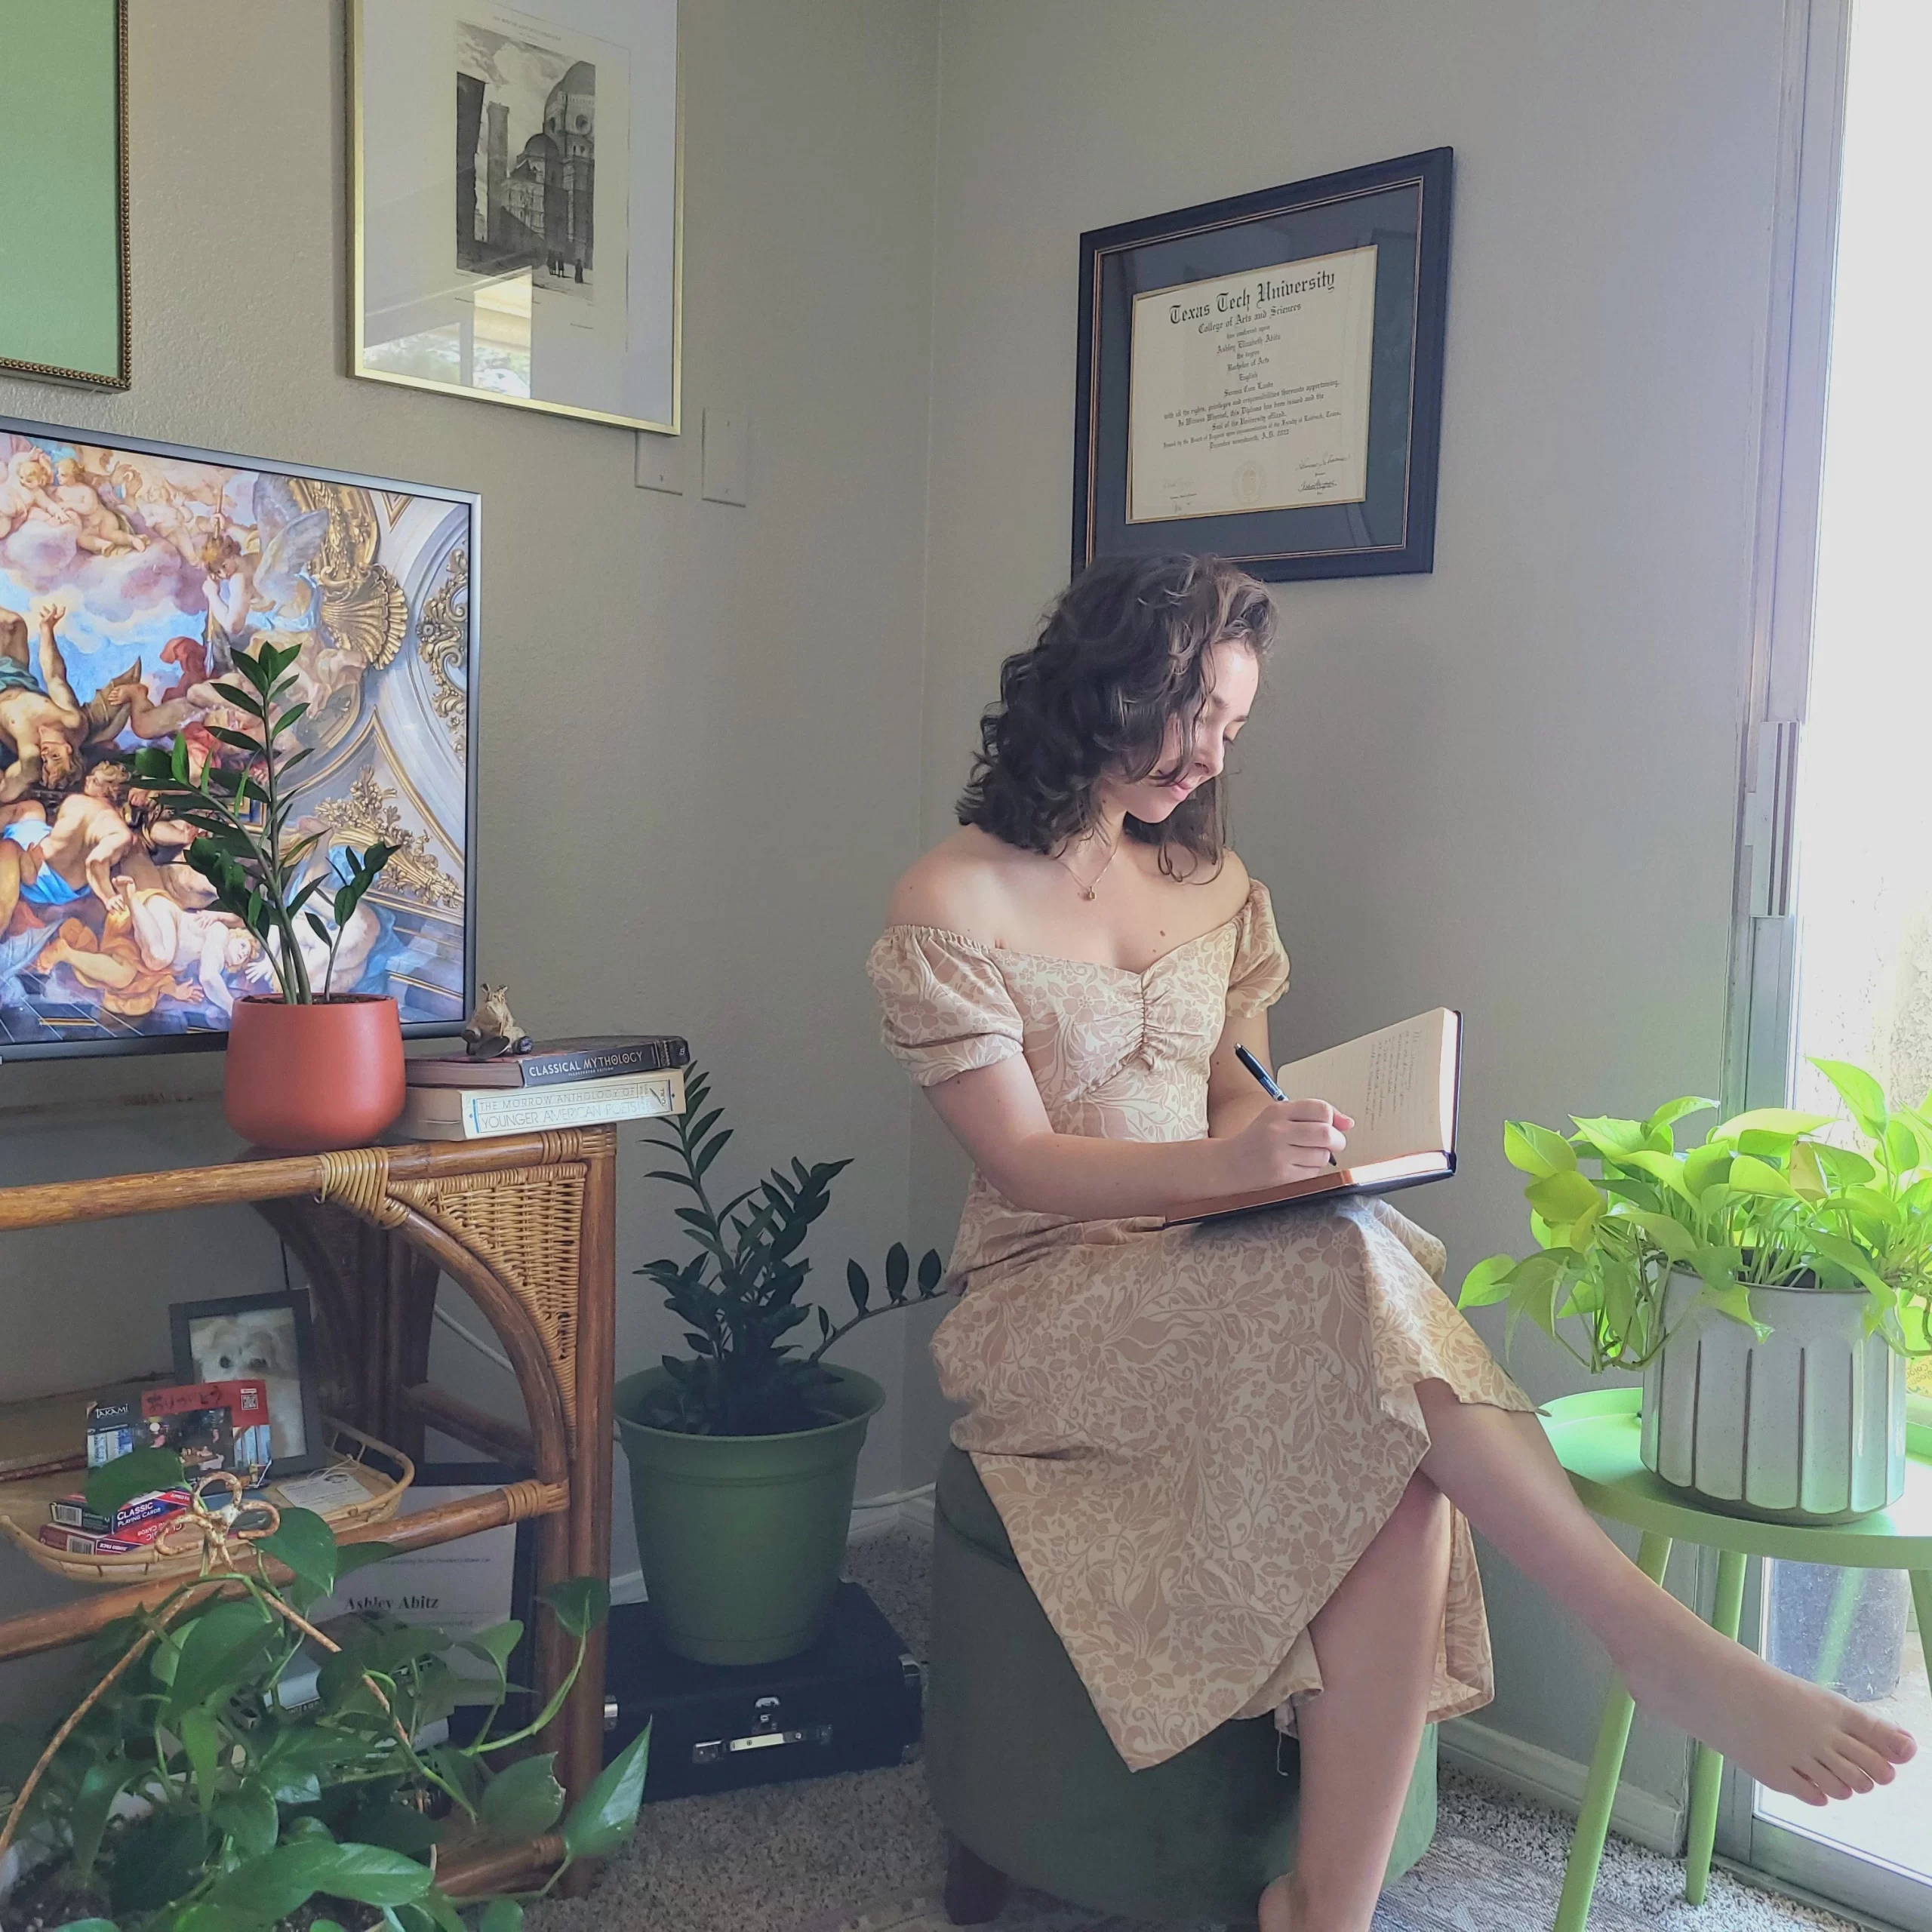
[{"xmin": 0, "ymin": 1417, "xmax": 414, "ymax": 1586}]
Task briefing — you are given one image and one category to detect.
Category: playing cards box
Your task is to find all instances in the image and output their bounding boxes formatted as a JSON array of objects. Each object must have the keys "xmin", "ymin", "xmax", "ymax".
[{"xmin": 49, "ymin": 1488, "xmax": 192, "ymax": 1534}]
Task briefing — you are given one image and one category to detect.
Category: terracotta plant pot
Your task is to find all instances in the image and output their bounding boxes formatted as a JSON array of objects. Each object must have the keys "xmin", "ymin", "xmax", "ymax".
[{"xmin": 223, "ymin": 995, "xmax": 406, "ymax": 1152}]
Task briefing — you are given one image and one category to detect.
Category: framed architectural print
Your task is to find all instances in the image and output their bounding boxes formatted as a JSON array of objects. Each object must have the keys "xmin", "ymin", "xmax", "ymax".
[
  {"xmin": 0, "ymin": 0, "xmax": 131, "ymax": 389},
  {"xmin": 1074, "ymin": 148, "xmax": 1451, "ymax": 582},
  {"xmin": 352, "ymin": 0, "xmax": 682, "ymax": 433},
  {"xmin": 0, "ymin": 414, "xmax": 477, "ymax": 1058}
]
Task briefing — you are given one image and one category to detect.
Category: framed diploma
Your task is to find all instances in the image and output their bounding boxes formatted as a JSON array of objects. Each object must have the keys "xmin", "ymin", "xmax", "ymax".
[{"xmin": 1074, "ymin": 149, "xmax": 1451, "ymax": 582}]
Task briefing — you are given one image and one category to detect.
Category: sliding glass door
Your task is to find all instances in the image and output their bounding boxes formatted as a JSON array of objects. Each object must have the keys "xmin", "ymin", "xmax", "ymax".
[{"xmin": 1718, "ymin": 2, "xmax": 1932, "ymax": 1925}]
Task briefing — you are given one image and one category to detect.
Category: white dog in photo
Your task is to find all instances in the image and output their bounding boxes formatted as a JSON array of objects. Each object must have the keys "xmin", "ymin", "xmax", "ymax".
[{"xmin": 191, "ymin": 1309, "xmax": 306, "ymax": 1463}]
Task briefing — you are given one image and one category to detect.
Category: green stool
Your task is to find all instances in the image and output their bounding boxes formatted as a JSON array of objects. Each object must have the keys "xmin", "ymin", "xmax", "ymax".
[
  {"xmin": 926, "ymin": 1444, "xmax": 1441, "ymax": 1926},
  {"xmin": 1542, "ymin": 1387, "xmax": 1932, "ymax": 1932}
]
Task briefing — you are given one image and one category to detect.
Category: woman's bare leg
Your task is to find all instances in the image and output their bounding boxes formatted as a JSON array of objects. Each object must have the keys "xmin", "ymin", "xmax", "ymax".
[
  {"xmin": 1409, "ymin": 1379, "xmax": 1916, "ymax": 1805},
  {"xmin": 1257, "ymin": 1472, "xmax": 1452, "ymax": 1932}
]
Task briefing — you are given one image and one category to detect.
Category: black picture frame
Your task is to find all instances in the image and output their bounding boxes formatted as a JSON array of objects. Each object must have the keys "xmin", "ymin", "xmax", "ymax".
[
  {"xmin": 169, "ymin": 1287, "xmax": 327, "ymax": 1479},
  {"xmin": 1073, "ymin": 147, "xmax": 1451, "ymax": 583},
  {"xmin": 0, "ymin": 412, "xmax": 479, "ymax": 1060}
]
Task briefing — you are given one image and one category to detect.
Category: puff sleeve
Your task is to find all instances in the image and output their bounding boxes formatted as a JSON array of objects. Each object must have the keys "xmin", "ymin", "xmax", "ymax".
[
  {"xmin": 1224, "ymin": 879, "xmax": 1291, "ymax": 1019},
  {"xmin": 865, "ymin": 927, "xmax": 1026, "ymax": 1088}
]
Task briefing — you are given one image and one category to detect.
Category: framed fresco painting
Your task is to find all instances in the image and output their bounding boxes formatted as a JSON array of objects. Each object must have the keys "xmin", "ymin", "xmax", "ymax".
[
  {"xmin": 1074, "ymin": 148, "xmax": 1452, "ymax": 583},
  {"xmin": 352, "ymin": 0, "xmax": 682, "ymax": 434},
  {"xmin": 0, "ymin": 0, "xmax": 131, "ymax": 389},
  {"xmin": 0, "ymin": 414, "xmax": 478, "ymax": 1059}
]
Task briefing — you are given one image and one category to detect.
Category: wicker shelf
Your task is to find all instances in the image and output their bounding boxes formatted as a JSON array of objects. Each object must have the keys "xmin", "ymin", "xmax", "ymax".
[{"xmin": 0, "ymin": 1128, "xmax": 618, "ymax": 1899}]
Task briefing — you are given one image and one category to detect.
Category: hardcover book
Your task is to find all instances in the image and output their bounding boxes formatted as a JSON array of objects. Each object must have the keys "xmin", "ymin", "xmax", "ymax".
[
  {"xmin": 404, "ymin": 1035, "xmax": 691, "ymax": 1090},
  {"xmin": 1164, "ymin": 1008, "xmax": 1462, "ymax": 1227},
  {"xmin": 394, "ymin": 1066, "xmax": 687, "ymax": 1141}
]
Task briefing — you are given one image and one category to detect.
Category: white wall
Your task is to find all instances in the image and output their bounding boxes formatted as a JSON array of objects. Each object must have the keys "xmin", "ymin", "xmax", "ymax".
[
  {"xmin": 906, "ymin": 0, "xmax": 1789, "ymax": 1820},
  {"xmin": 0, "ymin": 0, "xmax": 940, "ymax": 1721}
]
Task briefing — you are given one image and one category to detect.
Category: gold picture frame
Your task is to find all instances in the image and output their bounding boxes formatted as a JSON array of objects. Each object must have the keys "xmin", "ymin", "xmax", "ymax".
[
  {"xmin": 0, "ymin": 0, "xmax": 131, "ymax": 390},
  {"xmin": 349, "ymin": 0, "xmax": 683, "ymax": 434}
]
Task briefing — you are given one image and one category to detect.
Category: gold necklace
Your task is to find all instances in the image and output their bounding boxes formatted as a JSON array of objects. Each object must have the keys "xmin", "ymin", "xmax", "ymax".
[{"xmin": 1050, "ymin": 832, "xmax": 1118, "ymax": 901}]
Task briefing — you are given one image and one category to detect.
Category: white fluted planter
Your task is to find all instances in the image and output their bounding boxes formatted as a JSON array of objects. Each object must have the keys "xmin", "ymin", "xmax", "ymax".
[{"xmin": 1639, "ymin": 1268, "xmax": 1909, "ymax": 1524}]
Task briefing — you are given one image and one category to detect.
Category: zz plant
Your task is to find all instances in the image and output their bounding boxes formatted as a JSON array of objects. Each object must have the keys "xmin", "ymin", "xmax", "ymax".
[
  {"xmin": 635, "ymin": 1065, "xmax": 947, "ymax": 1435},
  {"xmin": 1458, "ymin": 1057, "xmax": 1932, "ymax": 1376},
  {"xmin": 130, "ymin": 638, "xmax": 397, "ymax": 1004},
  {"xmin": 0, "ymin": 1452, "xmax": 650, "ymax": 1932}
]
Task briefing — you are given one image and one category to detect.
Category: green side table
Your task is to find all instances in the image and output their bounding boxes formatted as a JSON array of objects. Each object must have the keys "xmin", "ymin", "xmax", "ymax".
[{"xmin": 1540, "ymin": 1386, "xmax": 1932, "ymax": 1932}]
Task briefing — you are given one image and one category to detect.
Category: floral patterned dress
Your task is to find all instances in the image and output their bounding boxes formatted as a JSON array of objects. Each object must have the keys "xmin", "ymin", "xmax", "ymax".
[{"xmin": 864, "ymin": 876, "xmax": 1543, "ymax": 1773}]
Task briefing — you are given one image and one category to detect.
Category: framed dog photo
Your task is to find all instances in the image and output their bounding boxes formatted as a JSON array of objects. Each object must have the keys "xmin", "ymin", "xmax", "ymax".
[
  {"xmin": 1074, "ymin": 147, "xmax": 1452, "ymax": 582},
  {"xmin": 170, "ymin": 1289, "xmax": 326, "ymax": 1478}
]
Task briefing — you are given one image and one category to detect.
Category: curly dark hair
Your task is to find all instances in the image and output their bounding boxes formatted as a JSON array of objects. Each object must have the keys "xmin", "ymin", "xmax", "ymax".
[{"xmin": 955, "ymin": 552, "xmax": 1275, "ymax": 876}]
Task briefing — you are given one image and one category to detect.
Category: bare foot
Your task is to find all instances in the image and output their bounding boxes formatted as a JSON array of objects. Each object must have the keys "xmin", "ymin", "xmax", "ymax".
[{"xmin": 1615, "ymin": 1614, "xmax": 1916, "ymax": 1804}]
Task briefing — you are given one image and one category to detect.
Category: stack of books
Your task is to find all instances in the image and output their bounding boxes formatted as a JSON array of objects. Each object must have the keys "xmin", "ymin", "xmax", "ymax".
[{"xmin": 395, "ymin": 1034, "xmax": 690, "ymax": 1140}]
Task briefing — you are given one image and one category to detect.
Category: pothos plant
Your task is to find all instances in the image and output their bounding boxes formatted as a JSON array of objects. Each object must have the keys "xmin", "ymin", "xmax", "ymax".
[
  {"xmin": 129, "ymin": 638, "xmax": 397, "ymax": 1005},
  {"xmin": 1458, "ymin": 1056, "xmax": 1932, "ymax": 1377},
  {"xmin": 635, "ymin": 1065, "xmax": 948, "ymax": 1435},
  {"xmin": 0, "ymin": 1451, "xmax": 649, "ymax": 1932}
]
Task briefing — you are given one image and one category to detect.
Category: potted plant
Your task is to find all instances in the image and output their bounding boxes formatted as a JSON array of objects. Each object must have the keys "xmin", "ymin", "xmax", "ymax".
[
  {"xmin": 131, "ymin": 639, "xmax": 401, "ymax": 1152},
  {"xmin": 0, "ymin": 1455, "xmax": 651, "ymax": 1932},
  {"xmin": 1460, "ymin": 1057, "xmax": 1932, "ymax": 1524},
  {"xmin": 614, "ymin": 1066, "xmax": 947, "ymax": 1666}
]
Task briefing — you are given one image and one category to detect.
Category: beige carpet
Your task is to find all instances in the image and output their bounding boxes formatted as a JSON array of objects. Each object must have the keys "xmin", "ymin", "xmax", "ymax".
[{"xmin": 530, "ymin": 1532, "xmax": 1870, "ymax": 1932}]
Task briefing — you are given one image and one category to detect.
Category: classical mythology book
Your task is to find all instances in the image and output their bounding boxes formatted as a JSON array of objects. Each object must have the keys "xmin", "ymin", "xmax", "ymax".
[
  {"xmin": 1164, "ymin": 1008, "xmax": 1461, "ymax": 1227},
  {"xmin": 395, "ymin": 1066, "xmax": 687, "ymax": 1141},
  {"xmin": 405, "ymin": 1035, "xmax": 691, "ymax": 1089}
]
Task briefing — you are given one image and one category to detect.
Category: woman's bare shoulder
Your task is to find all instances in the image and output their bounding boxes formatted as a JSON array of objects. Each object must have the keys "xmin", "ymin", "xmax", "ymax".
[
  {"xmin": 884, "ymin": 828, "xmax": 1021, "ymax": 941},
  {"xmin": 1188, "ymin": 844, "xmax": 1253, "ymax": 924},
  {"xmin": 1215, "ymin": 847, "xmax": 1254, "ymax": 900}
]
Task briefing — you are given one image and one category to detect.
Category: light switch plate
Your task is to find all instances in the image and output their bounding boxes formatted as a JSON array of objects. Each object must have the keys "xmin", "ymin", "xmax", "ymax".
[
  {"xmin": 635, "ymin": 432, "xmax": 686, "ymax": 494},
  {"xmin": 702, "ymin": 408, "xmax": 749, "ymax": 506}
]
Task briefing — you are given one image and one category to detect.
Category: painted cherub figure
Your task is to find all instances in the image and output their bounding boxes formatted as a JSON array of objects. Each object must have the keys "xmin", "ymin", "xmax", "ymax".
[
  {"xmin": 48, "ymin": 456, "xmax": 148, "ymax": 553},
  {"xmin": 0, "ymin": 449, "xmax": 69, "ymax": 543}
]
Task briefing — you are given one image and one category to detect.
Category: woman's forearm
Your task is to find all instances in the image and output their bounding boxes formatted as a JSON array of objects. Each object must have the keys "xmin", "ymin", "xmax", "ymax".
[{"xmin": 986, "ymin": 1128, "xmax": 1232, "ymax": 1220}]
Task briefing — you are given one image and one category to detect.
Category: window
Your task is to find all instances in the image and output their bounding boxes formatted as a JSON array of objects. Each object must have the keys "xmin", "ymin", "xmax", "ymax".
[{"xmin": 1720, "ymin": 5, "xmax": 1931, "ymax": 1923}]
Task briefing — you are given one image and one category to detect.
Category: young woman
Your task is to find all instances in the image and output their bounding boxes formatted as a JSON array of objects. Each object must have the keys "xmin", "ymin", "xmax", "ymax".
[{"xmin": 865, "ymin": 553, "xmax": 1917, "ymax": 1932}]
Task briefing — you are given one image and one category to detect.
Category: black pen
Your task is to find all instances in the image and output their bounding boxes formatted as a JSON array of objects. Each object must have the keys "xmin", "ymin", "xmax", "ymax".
[
  {"xmin": 1234, "ymin": 1043, "xmax": 1287, "ymax": 1101},
  {"xmin": 1235, "ymin": 1043, "xmax": 1343, "ymax": 1167}
]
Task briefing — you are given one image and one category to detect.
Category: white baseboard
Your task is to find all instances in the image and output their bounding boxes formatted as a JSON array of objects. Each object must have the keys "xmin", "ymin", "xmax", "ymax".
[
  {"xmin": 1438, "ymin": 1714, "xmax": 1684, "ymax": 1855},
  {"xmin": 848, "ymin": 1492, "xmax": 937, "ymax": 1542}
]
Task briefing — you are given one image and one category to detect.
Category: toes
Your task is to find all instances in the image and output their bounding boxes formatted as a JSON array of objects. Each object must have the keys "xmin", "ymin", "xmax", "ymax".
[
  {"xmin": 1836, "ymin": 1736, "xmax": 1896, "ymax": 1786},
  {"xmin": 1805, "ymin": 1758, "xmax": 1856, "ymax": 1801},
  {"xmin": 1819, "ymin": 1750, "xmax": 1875, "ymax": 1795},
  {"xmin": 1847, "ymin": 1710, "xmax": 1917, "ymax": 1762}
]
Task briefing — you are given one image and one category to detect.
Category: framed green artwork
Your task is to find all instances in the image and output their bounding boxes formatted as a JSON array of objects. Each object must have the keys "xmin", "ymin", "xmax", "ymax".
[{"xmin": 0, "ymin": 0, "xmax": 131, "ymax": 389}]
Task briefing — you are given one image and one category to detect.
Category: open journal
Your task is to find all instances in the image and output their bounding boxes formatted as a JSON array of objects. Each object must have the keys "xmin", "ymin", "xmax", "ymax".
[{"xmin": 1164, "ymin": 1008, "xmax": 1462, "ymax": 1227}]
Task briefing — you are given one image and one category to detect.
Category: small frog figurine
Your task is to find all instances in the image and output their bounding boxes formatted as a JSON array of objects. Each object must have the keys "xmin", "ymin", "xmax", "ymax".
[{"xmin": 462, "ymin": 984, "xmax": 534, "ymax": 1060}]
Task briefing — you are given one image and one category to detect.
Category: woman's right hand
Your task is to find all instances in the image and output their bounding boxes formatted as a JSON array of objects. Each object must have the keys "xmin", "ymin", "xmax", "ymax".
[{"xmin": 1220, "ymin": 1098, "xmax": 1355, "ymax": 1192}]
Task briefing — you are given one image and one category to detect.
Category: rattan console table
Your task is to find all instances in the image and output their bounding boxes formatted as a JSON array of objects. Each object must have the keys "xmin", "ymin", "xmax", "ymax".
[{"xmin": 0, "ymin": 1125, "xmax": 617, "ymax": 1898}]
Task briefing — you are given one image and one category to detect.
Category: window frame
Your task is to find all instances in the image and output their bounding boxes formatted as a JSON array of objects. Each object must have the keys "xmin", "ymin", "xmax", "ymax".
[{"xmin": 1714, "ymin": 3, "xmax": 1930, "ymax": 1923}]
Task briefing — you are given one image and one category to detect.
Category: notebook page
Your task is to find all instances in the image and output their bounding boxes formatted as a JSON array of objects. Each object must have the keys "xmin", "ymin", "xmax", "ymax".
[{"xmin": 1275, "ymin": 1010, "xmax": 1455, "ymax": 1169}]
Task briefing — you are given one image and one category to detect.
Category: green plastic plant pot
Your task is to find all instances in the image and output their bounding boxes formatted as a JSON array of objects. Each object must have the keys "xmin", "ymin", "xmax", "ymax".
[{"xmin": 613, "ymin": 1364, "xmax": 887, "ymax": 1665}]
